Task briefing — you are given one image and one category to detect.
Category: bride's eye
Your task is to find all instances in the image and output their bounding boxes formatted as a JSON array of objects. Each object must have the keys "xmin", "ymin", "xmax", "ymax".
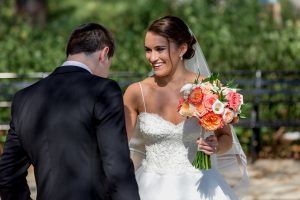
[{"xmin": 156, "ymin": 47, "xmax": 166, "ymax": 52}]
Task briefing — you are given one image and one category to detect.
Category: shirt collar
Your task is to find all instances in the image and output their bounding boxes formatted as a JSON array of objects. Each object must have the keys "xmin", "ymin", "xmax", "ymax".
[{"xmin": 62, "ymin": 60, "xmax": 92, "ymax": 73}]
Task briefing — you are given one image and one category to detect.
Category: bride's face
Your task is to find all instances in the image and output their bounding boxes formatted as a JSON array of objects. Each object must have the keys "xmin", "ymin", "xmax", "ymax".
[{"xmin": 144, "ymin": 32, "xmax": 182, "ymax": 77}]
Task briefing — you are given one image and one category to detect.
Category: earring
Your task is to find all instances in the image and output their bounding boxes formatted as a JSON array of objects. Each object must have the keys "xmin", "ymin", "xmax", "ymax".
[{"xmin": 180, "ymin": 55, "xmax": 183, "ymax": 60}]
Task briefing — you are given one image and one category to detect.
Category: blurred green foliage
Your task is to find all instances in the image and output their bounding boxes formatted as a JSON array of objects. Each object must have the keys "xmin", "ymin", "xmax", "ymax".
[{"xmin": 0, "ymin": 0, "xmax": 299, "ymax": 74}]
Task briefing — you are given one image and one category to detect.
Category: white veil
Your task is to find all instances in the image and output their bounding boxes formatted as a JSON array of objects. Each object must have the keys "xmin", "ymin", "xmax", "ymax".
[{"xmin": 186, "ymin": 30, "xmax": 249, "ymax": 197}]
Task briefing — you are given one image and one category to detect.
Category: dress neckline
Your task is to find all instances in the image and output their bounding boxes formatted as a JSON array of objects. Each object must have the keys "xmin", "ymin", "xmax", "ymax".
[{"xmin": 138, "ymin": 112, "xmax": 186, "ymax": 127}]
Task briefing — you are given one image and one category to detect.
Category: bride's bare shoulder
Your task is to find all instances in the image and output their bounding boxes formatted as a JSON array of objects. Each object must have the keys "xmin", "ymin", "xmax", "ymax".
[{"xmin": 124, "ymin": 77, "xmax": 153, "ymax": 97}]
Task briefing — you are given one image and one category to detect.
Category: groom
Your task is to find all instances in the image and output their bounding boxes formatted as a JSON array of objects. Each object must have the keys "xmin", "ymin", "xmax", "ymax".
[{"xmin": 0, "ymin": 23, "xmax": 140, "ymax": 200}]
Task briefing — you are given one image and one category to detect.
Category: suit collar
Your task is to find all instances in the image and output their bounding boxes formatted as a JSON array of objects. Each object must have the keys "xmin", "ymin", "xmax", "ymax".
[{"xmin": 51, "ymin": 65, "xmax": 91, "ymax": 75}]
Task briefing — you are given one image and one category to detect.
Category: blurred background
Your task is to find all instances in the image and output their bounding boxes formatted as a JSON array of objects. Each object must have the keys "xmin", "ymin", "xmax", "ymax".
[{"xmin": 0, "ymin": 0, "xmax": 300, "ymax": 199}]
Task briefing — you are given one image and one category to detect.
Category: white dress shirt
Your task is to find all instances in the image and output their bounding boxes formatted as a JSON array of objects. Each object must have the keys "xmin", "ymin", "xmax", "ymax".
[{"xmin": 62, "ymin": 60, "xmax": 92, "ymax": 74}]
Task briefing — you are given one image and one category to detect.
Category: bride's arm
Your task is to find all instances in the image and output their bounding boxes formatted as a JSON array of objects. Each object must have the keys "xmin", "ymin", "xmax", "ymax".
[
  {"xmin": 123, "ymin": 83, "xmax": 145, "ymax": 170},
  {"xmin": 123, "ymin": 83, "xmax": 140, "ymax": 139}
]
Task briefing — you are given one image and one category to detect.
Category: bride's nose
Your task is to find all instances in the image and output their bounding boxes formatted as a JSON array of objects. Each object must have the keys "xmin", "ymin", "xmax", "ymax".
[{"xmin": 149, "ymin": 51, "xmax": 159, "ymax": 62}]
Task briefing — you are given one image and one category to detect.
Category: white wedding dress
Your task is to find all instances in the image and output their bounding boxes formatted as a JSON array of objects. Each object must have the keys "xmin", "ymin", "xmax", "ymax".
[
  {"xmin": 129, "ymin": 83, "xmax": 247, "ymax": 200},
  {"xmin": 131, "ymin": 112, "xmax": 238, "ymax": 200}
]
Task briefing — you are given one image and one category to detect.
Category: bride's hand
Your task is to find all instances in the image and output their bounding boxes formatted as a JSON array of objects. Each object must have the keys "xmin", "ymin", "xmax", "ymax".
[{"xmin": 196, "ymin": 135, "xmax": 219, "ymax": 155}]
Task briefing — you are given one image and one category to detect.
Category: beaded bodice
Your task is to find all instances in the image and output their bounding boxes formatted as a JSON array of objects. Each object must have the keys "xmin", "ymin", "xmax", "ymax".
[{"xmin": 136, "ymin": 112, "xmax": 202, "ymax": 174}]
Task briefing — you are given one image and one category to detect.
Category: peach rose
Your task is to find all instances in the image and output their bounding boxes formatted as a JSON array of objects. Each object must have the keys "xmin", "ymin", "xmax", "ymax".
[
  {"xmin": 199, "ymin": 112, "xmax": 224, "ymax": 131},
  {"xmin": 195, "ymin": 103, "xmax": 208, "ymax": 117},
  {"xmin": 222, "ymin": 108, "xmax": 234, "ymax": 124},
  {"xmin": 227, "ymin": 91, "xmax": 242, "ymax": 112},
  {"xmin": 188, "ymin": 87, "xmax": 203, "ymax": 104},
  {"xmin": 178, "ymin": 101, "xmax": 195, "ymax": 117},
  {"xmin": 202, "ymin": 94, "xmax": 218, "ymax": 112},
  {"xmin": 200, "ymin": 82, "xmax": 214, "ymax": 95}
]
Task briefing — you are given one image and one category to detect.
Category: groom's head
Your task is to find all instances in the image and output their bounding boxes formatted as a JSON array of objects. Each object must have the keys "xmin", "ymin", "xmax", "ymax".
[{"xmin": 66, "ymin": 23, "xmax": 115, "ymax": 77}]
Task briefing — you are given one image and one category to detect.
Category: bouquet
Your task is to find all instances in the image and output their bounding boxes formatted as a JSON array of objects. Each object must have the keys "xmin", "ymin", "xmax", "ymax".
[{"xmin": 177, "ymin": 73, "xmax": 245, "ymax": 170}]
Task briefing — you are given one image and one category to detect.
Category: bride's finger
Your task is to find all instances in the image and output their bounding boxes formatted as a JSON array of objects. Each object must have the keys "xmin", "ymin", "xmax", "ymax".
[
  {"xmin": 198, "ymin": 143, "xmax": 214, "ymax": 151},
  {"xmin": 200, "ymin": 148, "xmax": 214, "ymax": 155}
]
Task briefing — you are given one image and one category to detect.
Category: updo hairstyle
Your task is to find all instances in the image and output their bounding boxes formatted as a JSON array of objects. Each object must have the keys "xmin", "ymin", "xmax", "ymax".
[{"xmin": 147, "ymin": 15, "xmax": 196, "ymax": 59}]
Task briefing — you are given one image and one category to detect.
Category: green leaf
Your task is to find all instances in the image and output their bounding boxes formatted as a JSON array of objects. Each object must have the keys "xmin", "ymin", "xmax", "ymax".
[{"xmin": 225, "ymin": 80, "xmax": 238, "ymax": 88}]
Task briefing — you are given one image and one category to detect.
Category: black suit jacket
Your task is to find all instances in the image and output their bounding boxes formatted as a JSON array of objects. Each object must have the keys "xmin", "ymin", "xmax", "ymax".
[{"xmin": 0, "ymin": 66, "xmax": 140, "ymax": 200}]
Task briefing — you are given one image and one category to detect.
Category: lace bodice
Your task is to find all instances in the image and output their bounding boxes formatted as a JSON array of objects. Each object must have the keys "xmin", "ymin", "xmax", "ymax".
[{"xmin": 132, "ymin": 112, "xmax": 204, "ymax": 174}]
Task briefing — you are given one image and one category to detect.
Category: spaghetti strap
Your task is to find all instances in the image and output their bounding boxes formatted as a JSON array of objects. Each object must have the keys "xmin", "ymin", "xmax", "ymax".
[{"xmin": 138, "ymin": 82, "xmax": 147, "ymax": 112}]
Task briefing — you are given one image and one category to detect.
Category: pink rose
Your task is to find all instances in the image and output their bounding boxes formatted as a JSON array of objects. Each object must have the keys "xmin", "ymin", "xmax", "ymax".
[
  {"xmin": 202, "ymin": 94, "xmax": 218, "ymax": 112},
  {"xmin": 227, "ymin": 91, "xmax": 242, "ymax": 112}
]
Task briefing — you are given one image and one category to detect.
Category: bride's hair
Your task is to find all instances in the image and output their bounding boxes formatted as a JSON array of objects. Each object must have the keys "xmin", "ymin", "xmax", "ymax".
[{"xmin": 147, "ymin": 15, "xmax": 196, "ymax": 59}]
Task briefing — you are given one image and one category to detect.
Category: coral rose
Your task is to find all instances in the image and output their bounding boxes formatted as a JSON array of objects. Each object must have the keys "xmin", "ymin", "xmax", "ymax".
[
  {"xmin": 177, "ymin": 97, "xmax": 185, "ymax": 111},
  {"xmin": 188, "ymin": 87, "xmax": 203, "ymax": 104},
  {"xmin": 199, "ymin": 112, "xmax": 223, "ymax": 131}
]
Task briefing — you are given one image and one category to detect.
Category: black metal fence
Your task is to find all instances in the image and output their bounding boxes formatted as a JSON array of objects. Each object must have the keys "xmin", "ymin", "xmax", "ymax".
[{"xmin": 1, "ymin": 70, "xmax": 300, "ymax": 160}]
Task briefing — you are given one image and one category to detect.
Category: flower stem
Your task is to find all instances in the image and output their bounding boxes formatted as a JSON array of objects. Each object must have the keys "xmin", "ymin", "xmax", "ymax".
[{"xmin": 192, "ymin": 151, "xmax": 211, "ymax": 170}]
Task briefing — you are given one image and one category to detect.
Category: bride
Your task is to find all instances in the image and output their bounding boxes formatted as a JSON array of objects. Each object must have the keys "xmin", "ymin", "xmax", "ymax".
[{"xmin": 124, "ymin": 15, "xmax": 248, "ymax": 200}]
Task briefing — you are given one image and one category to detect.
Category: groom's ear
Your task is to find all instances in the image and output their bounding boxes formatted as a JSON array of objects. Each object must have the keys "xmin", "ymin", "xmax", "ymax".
[{"xmin": 98, "ymin": 47, "xmax": 110, "ymax": 62}]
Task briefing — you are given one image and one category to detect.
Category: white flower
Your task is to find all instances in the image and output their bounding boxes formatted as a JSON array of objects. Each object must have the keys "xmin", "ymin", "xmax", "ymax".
[
  {"xmin": 180, "ymin": 83, "xmax": 194, "ymax": 99},
  {"xmin": 212, "ymin": 99, "xmax": 225, "ymax": 115},
  {"xmin": 180, "ymin": 83, "xmax": 194, "ymax": 93},
  {"xmin": 240, "ymin": 94, "xmax": 244, "ymax": 105},
  {"xmin": 238, "ymin": 94, "xmax": 244, "ymax": 111}
]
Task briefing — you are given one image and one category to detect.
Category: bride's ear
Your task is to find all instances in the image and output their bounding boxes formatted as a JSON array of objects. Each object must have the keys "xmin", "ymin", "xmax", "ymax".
[{"xmin": 179, "ymin": 43, "xmax": 188, "ymax": 57}]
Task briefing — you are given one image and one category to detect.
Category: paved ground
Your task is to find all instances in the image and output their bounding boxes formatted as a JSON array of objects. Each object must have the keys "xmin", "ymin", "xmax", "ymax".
[
  {"xmin": 243, "ymin": 159, "xmax": 300, "ymax": 200},
  {"xmin": 26, "ymin": 159, "xmax": 300, "ymax": 200}
]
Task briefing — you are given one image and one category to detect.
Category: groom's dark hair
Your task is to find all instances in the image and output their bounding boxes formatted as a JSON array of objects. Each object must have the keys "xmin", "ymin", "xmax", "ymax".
[{"xmin": 66, "ymin": 23, "xmax": 115, "ymax": 58}]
